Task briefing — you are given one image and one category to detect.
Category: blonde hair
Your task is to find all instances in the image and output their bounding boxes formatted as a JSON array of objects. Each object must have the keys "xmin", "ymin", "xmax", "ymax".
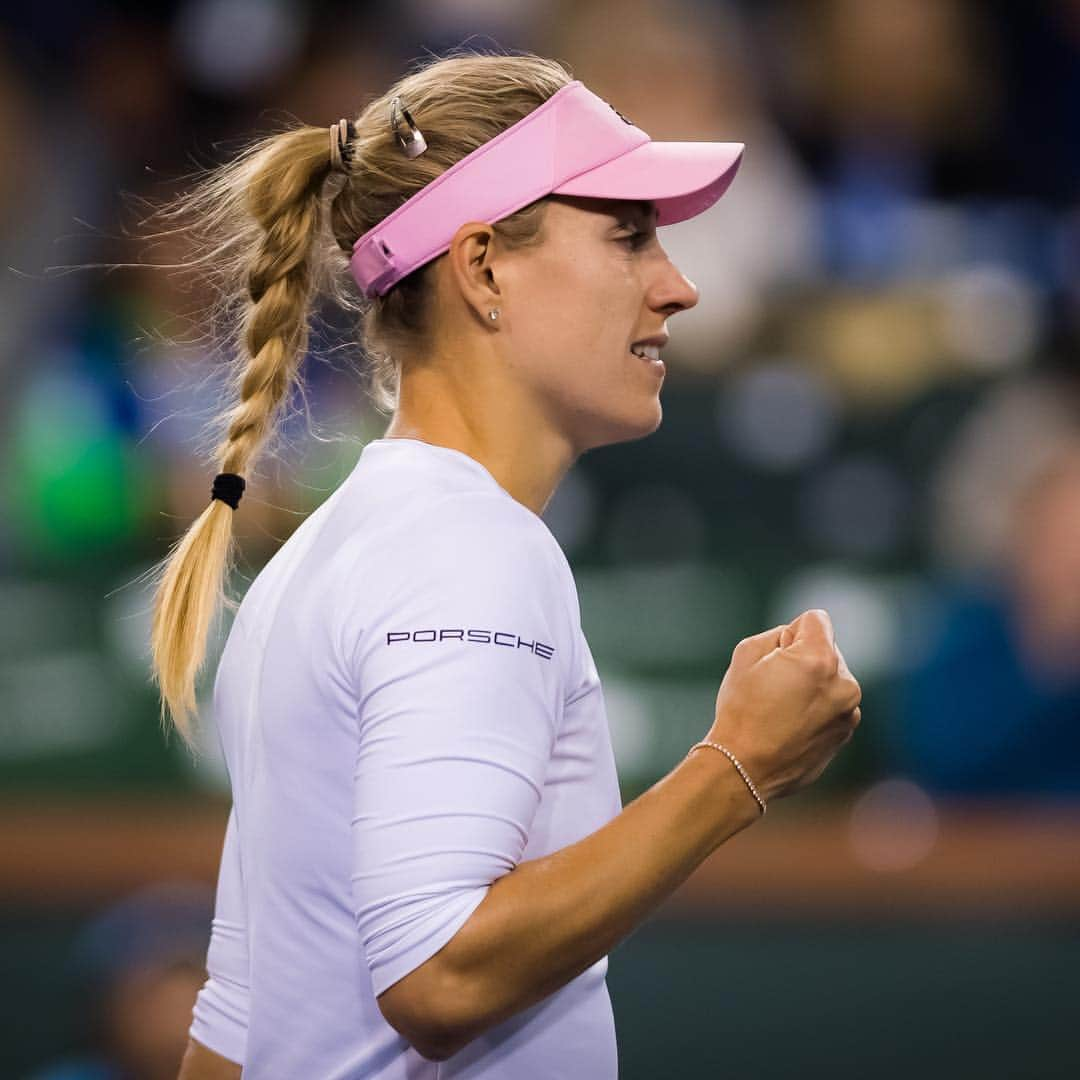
[{"xmin": 142, "ymin": 48, "xmax": 573, "ymax": 753}]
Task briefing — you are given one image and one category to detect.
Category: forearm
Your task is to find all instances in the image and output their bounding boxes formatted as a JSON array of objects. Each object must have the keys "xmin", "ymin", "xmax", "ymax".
[{"xmin": 433, "ymin": 748, "xmax": 762, "ymax": 1055}]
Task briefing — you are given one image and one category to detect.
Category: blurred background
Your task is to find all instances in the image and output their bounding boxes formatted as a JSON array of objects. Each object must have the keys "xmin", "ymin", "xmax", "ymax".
[{"xmin": 2, "ymin": 0, "xmax": 1078, "ymax": 1077}]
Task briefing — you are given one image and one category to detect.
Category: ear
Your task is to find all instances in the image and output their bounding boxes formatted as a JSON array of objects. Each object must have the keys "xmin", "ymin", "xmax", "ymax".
[{"xmin": 444, "ymin": 221, "xmax": 502, "ymax": 324}]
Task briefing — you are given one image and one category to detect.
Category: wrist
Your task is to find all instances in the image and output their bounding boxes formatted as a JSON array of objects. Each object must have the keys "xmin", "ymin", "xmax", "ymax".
[
  {"xmin": 687, "ymin": 740, "xmax": 767, "ymax": 817},
  {"xmin": 677, "ymin": 745, "xmax": 765, "ymax": 850}
]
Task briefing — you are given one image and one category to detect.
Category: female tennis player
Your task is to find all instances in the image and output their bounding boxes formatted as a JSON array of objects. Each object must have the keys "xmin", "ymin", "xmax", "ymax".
[{"xmin": 154, "ymin": 50, "xmax": 862, "ymax": 1079}]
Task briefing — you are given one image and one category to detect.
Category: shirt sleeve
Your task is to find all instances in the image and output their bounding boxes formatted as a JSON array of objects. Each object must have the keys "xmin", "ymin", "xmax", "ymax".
[
  {"xmin": 341, "ymin": 492, "xmax": 570, "ymax": 998},
  {"xmin": 189, "ymin": 802, "xmax": 249, "ymax": 1064}
]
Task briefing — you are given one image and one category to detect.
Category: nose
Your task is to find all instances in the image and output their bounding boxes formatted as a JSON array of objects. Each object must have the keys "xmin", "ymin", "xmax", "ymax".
[{"xmin": 650, "ymin": 254, "xmax": 700, "ymax": 315}]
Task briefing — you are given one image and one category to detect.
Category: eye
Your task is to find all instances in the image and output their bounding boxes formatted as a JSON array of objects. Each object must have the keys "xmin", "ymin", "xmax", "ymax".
[{"xmin": 618, "ymin": 228, "xmax": 650, "ymax": 249}]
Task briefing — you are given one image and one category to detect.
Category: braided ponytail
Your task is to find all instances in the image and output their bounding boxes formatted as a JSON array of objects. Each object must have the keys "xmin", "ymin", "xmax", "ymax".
[
  {"xmin": 134, "ymin": 48, "xmax": 572, "ymax": 754},
  {"xmin": 145, "ymin": 125, "xmax": 341, "ymax": 751}
]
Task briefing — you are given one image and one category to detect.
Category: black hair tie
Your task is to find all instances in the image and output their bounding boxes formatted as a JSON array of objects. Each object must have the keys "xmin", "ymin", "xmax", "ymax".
[{"xmin": 211, "ymin": 472, "xmax": 246, "ymax": 510}]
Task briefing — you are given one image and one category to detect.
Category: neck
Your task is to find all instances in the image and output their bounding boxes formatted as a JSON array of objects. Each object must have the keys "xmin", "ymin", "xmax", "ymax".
[{"xmin": 383, "ymin": 362, "xmax": 576, "ymax": 518}]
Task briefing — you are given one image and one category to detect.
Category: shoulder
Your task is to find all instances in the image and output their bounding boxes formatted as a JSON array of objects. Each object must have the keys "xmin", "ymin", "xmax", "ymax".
[
  {"xmin": 413, "ymin": 488, "xmax": 554, "ymax": 545},
  {"xmin": 420, "ymin": 490, "xmax": 562, "ymax": 574},
  {"xmin": 343, "ymin": 489, "xmax": 565, "ymax": 595},
  {"xmin": 331, "ymin": 490, "xmax": 576, "ymax": 662}
]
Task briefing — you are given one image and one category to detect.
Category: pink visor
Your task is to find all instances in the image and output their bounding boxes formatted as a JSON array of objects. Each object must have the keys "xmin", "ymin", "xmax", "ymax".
[{"xmin": 349, "ymin": 79, "xmax": 745, "ymax": 298}]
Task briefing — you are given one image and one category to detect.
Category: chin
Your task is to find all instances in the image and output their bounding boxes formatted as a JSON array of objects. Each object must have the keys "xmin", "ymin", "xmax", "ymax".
[{"xmin": 575, "ymin": 401, "xmax": 663, "ymax": 454}]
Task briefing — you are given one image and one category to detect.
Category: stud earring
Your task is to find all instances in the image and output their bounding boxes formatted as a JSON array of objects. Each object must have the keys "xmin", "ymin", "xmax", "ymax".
[{"xmin": 488, "ymin": 309, "xmax": 500, "ymax": 321}]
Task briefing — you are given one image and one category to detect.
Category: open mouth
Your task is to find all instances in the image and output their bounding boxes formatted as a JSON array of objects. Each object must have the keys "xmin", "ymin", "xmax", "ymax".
[{"xmin": 630, "ymin": 344, "xmax": 665, "ymax": 373}]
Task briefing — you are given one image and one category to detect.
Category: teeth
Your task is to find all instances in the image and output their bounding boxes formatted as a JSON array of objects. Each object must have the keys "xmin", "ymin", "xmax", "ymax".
[{"xmin": 632, "ymin": 344, "xmax": 660, "ymax": 361}]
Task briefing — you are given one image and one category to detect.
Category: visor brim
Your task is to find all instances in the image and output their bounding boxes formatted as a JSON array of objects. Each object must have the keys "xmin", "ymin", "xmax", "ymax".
[{"xmin": 552, "ymin": 140, "xmax": 745, "ymax": 226}]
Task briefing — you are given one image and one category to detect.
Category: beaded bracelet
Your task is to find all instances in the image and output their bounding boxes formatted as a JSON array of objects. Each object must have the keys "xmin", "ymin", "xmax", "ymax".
[{"xmin": 687, "ymin": 740, "xmax": 767, "ymax": 816}]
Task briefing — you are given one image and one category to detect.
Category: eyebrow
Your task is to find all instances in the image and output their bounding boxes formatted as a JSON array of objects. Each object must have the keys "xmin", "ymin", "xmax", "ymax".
[{"xmin": 608, "ymin": 200, "xmax": 658, "ymax": 225}]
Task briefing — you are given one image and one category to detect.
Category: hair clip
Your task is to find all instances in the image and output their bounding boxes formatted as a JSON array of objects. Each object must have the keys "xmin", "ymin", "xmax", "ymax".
[
  {"xmin": 389, "ymin": 96, "xmax": 428, "ymax": 158},
  {"xmin": 329, "ymin": 118, "xmax": 356, "ymax": 174}
]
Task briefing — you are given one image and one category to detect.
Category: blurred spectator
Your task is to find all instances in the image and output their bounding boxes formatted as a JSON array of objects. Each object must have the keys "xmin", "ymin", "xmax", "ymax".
[
  {"xmin": 24, "ymin": 882, "xmax": 213, "ymax": 1080},
  {"xmin": 891, "ymin": 375, "xmax": 1080, "ymax": 797}
]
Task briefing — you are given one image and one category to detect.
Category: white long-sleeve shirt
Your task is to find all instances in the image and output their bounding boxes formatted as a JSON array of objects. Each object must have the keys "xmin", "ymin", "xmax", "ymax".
[{"xmin": 189, "ymin": 436, "xmax": 623, "ymax": 1078}]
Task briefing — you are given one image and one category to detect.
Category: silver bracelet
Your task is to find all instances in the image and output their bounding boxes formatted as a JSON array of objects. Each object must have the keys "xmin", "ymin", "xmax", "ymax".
[{"xmin": 687, "ymin": 740, "xmax": 767, "ymax": 816}]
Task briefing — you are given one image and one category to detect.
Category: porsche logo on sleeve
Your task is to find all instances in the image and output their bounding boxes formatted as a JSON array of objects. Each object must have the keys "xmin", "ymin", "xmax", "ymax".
[{"xmin": 386, "ymin": 628, "xmax": 554, "ymax": 660}]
